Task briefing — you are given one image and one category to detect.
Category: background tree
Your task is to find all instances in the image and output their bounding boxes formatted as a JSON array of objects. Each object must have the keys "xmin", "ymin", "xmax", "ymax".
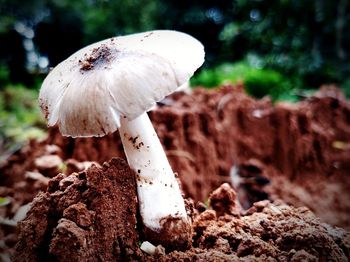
[{"xmin": 0, "ymin": 0, "xmax": 349, "ymax": 90}]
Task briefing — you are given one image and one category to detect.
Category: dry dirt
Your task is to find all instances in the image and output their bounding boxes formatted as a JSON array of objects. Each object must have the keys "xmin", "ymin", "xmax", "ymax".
[
  {"xmin": 1, "ymin": 85, "xmax": 350, "ymax": 260},
  {"xmin": 12, "ymin": 161, "xmax": 350, "ymax": 261}
]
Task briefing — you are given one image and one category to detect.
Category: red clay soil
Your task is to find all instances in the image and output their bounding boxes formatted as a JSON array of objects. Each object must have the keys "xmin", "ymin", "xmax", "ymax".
[
  {"xmin": 13, "ymin": 166, "xmax": 350, "ymax": 261},
  {"xmin": 14, "ymin": 158, "xmax": 140, "ymax": 262},
  {"xmin": 1, "ymin": 85, "xmax": 350, "ymax": 258},
  {"xmin": 161, "ymin": 183, "xmax": 350, "ymax": 261}
]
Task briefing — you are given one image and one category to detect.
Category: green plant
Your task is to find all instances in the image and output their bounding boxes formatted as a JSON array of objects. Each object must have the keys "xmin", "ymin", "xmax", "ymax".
[
  {"xmin": 341, "ymin": 78, "xmax": 350, "ymax": 98},
  {"xmin": 0, "ymin": 63, "xmax": 10, "ymax": 86},
  {"xmin": 0, "ymin": 197, "xmax": 10, "ymax": 206},
  {"xmin": 191, "ymin": 60, "xmax": 300, "ymax": 102},
  {"xmin": 191, "ymin": 68, "xmax": 220, "ymax": 88},
  {"xmin": 0, "ymin": 84, "xmax": 46, "ymax": 163},
  {"xmin": 243, "ymin": 68, "xmax": 290, "ymax": 101}
]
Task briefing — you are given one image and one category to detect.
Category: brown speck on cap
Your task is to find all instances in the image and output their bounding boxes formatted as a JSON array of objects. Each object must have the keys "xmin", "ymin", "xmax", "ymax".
[
  {"xmin": 144, "ymin": 32, "xmax": 154, "ymax": 38},
  {"xmin": 96, "ymin": 119, "xmax": 107, "ymax": 135},
  {"xmin": 39, "ymin": 98, "xmax": 49, "ymax": 119},
  {"xmin": 43, "ymin": 105, "xmax": 49, "ymax": 119},
  {"xmin": 132, "ymin": 136, "xmax": 138, "ymax": 144},
  {"xmin": 79, "ymin": 44, "xmax": 116, "ymax": 72}
]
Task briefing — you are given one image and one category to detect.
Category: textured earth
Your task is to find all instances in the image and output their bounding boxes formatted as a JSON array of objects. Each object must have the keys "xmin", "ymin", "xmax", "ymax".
[
  {"xmin": 13, "ymin": 159, "xmax": 350, "ymax": 261},
  {"xmin": 1, "ymin": 85, "xmax": 350, "ymax": 260}
]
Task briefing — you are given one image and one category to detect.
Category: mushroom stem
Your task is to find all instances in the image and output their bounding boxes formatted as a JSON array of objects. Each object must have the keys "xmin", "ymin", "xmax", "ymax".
[{"xmin": 119, "ymin": 112, "xmax": 191, "ymax": 249}]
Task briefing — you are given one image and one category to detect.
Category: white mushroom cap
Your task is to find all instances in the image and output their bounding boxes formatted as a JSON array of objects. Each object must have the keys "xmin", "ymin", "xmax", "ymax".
[{"xmin": 39, "ymin": 30, "xmax": 204, "ymax": 137}]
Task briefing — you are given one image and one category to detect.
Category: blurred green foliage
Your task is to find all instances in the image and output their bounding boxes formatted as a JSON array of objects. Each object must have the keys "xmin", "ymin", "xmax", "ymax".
[
  {"xmin": 191, "ymin": 58, "xmax": 302, "ymax": 102},
  {"xmin": 244, "ymin": 69, "xmax": 290, "ymax": 101},
  {"xmin": 341, "ymin": 79, "xmax": 350, "ymax": 98},
  {"xmin": 0, "ymin": 196, "xmax": 10, "ymax": 206},
  {"xmin": 0, "ymin": 63, "xmax": 10, "ymax": 86},
  {"xmin": 1, "ymin": 0, "xmax": 349, "ymax": 90},
  {"xmin": 0, "ymin": 85, "xmax": 46, "ymax": 162}
]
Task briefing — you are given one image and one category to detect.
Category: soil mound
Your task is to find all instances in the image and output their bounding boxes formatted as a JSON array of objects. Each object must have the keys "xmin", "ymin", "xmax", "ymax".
[
  {"xmin": 13, "ymin": 158, "xmax": 140, "ymax": 262},
  {"xmin": 14, "ymin": 169, "xmax": 350, "ymax": 261},
  {"xmin": 163, "ymin": 184, "xmax": 350, "ymax": 261}
]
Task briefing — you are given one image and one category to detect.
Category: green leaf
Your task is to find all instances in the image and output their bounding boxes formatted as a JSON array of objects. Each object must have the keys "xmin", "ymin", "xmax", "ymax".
[{"xmin": 0, "ymin": 197, "xmax": 10, "ymax": 206}]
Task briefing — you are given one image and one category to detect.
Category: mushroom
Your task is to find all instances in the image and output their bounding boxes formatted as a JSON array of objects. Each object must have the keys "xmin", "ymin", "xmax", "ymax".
[{"xmin": 39, "ymin": 30, "xmax": 205, "ymax": 249}]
